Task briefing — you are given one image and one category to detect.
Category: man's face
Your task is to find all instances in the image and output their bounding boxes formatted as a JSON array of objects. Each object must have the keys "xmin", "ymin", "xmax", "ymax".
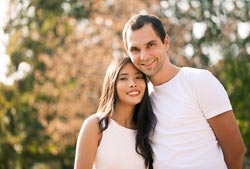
[{"xmin": 126, "ymin": 24, "xmax": 168, "ymax": 77}]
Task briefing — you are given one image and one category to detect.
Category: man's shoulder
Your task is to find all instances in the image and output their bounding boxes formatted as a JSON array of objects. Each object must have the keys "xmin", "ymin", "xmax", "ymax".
[
  {"xmin": 181, "ymin": 67, "xmax": 208, "ymax": 75},
  {"xmin": 178, "ymin": 67, "xmax": 215, "ymax": 88}
]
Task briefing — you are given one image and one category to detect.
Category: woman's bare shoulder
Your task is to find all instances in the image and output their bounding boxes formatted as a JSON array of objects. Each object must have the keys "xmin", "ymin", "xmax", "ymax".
[{"xmin": 82, "ymin": 113, "xmax": 101, "ymax": 130}]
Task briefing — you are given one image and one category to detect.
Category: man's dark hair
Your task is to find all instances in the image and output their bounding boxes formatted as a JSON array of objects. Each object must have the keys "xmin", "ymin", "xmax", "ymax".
[{"xmin": 123, "ymin": 14, "xmax": 166, "ymax": 51}]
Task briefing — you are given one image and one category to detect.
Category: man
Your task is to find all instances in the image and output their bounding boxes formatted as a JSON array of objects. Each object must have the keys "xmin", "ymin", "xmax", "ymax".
[{"xmin": 122, "ymin": 14, "xmax": 246, "ymax": 169}]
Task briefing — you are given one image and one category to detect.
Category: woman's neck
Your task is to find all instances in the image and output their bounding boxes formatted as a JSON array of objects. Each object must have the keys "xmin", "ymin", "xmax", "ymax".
[{"xmin": 111, "ymin": 103, "xmax": 136, "ymax": 129}]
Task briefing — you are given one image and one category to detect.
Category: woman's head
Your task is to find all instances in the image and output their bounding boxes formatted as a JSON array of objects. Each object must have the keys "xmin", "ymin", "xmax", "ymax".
[
  {"xmin": 98, "ymin": 56, "xmax": 156, "ymax": 169},
  {"xmin": 116, "ymin": 59, "xmax": 146, "ymax": 107},
  {"xmin": 97, "ymin": 56, "xmax": 147, "ymax": 116}
]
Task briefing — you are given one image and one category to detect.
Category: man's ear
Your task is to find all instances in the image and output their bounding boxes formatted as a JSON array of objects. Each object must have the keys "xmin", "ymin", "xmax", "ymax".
[{"xmin": 164, "ymin": 35, "xmax": 169, "ymax": 51}]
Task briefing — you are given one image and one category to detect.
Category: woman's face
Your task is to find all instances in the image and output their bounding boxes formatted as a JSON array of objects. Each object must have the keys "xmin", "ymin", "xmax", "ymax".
[{"xmin": 116, "ymin": 62, "xmax": 146, "ymax": 106}]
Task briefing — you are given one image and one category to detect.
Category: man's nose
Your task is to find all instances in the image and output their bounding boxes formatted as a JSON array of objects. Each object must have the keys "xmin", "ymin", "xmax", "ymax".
[{"xmin": 140, "ymin": 49, "xmax": 149, "ymax": 60}]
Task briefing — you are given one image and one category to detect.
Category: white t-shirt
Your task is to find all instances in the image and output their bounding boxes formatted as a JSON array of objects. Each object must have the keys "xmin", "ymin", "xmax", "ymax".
[
  {"xmin": 93, "ymin": 118, "xmax": 145, "ymax": 169},
  {"xmin": 150, "ymin": 67, "xmax": 232, "ymax": 169}
]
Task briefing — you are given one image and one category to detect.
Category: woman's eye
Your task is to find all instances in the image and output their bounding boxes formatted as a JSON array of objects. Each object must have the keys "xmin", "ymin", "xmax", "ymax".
[
  {"xmin": 136, "ymin": 76, "xmax": 144, "ymax": 79},
  {"xmin": 119, "ymin": 77, "xmax": 127, "ymax": 80}
]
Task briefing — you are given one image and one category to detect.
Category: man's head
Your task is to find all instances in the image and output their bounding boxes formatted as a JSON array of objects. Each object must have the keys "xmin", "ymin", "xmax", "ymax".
[
  {"xmin": 123, "ymin": 14, "xmax": 166, "ymax": 52},
  {"xmin": 122, "ymin": 14, "xmax": 169, "ymax": 79}
]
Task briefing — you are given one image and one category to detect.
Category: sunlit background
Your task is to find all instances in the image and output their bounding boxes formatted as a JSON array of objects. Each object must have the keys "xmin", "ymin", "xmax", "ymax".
[
  {"xmin": 0, "ymin": 0, "xmax": 10, "ymax": 85},
  {"xmin": 0, "ymin": 0, "xmax": 249, "ymax": 168},
  {"xmin": 1, "ymin": 0, "xmax": 250, "ymax": 86}
]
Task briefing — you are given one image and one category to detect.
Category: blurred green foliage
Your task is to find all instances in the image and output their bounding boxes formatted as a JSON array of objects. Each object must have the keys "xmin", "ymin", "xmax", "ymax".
[
  {"xmin": 0, "ymin": 0, "xmax": 249, "ymax": 168},
  {"xmin": 221, "ymin": 52, "xmax": 250, "ymax": 158}
]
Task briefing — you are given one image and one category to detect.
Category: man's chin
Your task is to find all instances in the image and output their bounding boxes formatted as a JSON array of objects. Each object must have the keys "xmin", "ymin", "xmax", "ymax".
[{"xmin": 142, "ymin": 70, "xmax": 155, "ymax": 76}]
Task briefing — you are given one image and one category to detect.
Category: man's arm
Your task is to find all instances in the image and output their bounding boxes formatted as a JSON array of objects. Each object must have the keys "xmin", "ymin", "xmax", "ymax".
[{"xmin": 208, "ymin": 110, "xmax": 246, "ymax": 169}]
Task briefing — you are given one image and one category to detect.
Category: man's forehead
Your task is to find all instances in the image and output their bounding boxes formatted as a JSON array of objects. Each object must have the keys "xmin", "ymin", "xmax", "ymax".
[
  {"xmin": 127, "ymin": 24, "xmax": 154, "ymax": 35},
  {"xmin": 127, "ymin": 26, "xmax": 159, "ymax": 47}
]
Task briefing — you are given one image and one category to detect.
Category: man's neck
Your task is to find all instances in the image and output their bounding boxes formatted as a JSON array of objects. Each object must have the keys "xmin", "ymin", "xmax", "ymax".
[{"xmin": 149, "ymin": 63, "xmax": 180, "ymax": 86}]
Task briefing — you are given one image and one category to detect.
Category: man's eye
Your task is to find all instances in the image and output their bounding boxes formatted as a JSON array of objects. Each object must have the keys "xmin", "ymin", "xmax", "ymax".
[
  {"xmin": 147, "ymin": 43, "xmax": 154, "ymax": 48},
  {"xmin": 131, "ymin": 48, "xmax": 140, "ymax": 53}
]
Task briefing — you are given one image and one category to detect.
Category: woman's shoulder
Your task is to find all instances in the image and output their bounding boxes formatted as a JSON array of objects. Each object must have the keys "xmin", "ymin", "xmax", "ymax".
[{"xmin": 83, "ymin": 113, "xmax": 101, "ymax": 127}]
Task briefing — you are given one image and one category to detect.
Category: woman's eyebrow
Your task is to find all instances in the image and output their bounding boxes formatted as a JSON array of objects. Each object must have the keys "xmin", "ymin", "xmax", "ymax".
[
  {"xmin": 135, "ymin": 71, "xmax": 143, "ymax": 75},
  {"xmin": 119, "ymin": 73, "xmax": 128, "ymax": 76}
]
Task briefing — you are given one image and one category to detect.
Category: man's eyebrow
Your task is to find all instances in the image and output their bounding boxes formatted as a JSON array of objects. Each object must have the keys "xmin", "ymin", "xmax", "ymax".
[
  {"xmin": 129, "ymin": 46, "xmax": 139, "ymax": 50},
  {"xmin": 147, "ymin": 40, "xmax": 158, "ymax": 44},
  {"xmin": 129, "ymin": 40, "xmax": 158, "ymax": 49}
]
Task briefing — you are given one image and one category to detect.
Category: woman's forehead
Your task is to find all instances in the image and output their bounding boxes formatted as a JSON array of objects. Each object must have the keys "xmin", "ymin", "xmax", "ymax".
[{"xmin": 119, "ymin": 63, "xmax": 141, "ymax": 74}]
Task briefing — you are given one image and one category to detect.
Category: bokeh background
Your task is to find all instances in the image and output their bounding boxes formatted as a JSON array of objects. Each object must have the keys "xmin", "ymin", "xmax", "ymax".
[{"xmin": 0, "ymin": 0, "xmax": 249, "ymax": 168}]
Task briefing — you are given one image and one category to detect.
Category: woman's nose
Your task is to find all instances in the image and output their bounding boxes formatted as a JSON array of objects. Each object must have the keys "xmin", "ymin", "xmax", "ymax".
[{"xmin": 129, "ymin": 79, "xmax": 137, "ymax": 88}]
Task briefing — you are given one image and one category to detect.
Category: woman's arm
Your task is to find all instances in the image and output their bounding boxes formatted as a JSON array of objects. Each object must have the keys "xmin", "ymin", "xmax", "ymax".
[{"xmin": 74, "ymin": 115, "xmax": 101, "ymax": 169}]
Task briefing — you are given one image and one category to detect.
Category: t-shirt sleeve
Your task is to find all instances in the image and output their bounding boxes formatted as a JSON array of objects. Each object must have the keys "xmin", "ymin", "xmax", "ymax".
[{"xmin": 196, "ymin": 70, "xmax": 232, "ymax": 119}]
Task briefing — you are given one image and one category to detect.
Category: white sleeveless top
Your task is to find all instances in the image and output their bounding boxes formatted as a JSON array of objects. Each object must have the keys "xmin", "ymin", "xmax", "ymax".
[{"xmin": 93, "ymin": 118, "xmax": 145, "ymax": 169}]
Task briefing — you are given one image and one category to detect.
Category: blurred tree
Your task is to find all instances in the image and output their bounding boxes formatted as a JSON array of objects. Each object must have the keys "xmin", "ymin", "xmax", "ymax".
[
  {"xmin": 1, "ymin": 0, "xmax": 93, "ymax": 168},
  {"xmin": 219, "ymin": 51, "xmax": 250, "ymax": 158},
  {"xmin": 0, "ymin": 0, "xmax": 249, "ymax": 168},
  {"xmin": 1, "ymin": 0, "xmax": 160, "ymax": 168}
]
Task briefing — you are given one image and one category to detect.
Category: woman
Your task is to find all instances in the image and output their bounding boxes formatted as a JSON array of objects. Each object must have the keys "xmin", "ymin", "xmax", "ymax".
[{"xmin": 74, "ymin": 56, "xmax": 156, "ymax": 169}]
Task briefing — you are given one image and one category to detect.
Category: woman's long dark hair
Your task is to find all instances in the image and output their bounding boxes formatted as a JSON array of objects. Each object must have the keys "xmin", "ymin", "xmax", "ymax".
[
  {"xmin": 97, "ymin": 56, "xmax": 157, "ymax": 169},
  {"xmin": 133, "ymin": 79, "xmax": 156, "ymax": 169}
]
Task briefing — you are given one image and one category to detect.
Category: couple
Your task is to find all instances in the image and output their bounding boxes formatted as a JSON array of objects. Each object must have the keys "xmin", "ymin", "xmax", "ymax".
[{"xmin": 74, "ymin": 14, "xmax": 246, "ymax": 169}]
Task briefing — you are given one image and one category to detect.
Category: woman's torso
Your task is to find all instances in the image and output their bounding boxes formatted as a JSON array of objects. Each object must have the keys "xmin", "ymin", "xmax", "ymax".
[{"xmin": 93, "ymin": 118, "xmax": 145, "ymax": 169}]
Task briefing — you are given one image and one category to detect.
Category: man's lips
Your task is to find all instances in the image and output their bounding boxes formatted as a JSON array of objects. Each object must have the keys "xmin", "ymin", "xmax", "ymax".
[{"xmin": 140, "ymin": 59, "xmax": 156, "ymax": 67}]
